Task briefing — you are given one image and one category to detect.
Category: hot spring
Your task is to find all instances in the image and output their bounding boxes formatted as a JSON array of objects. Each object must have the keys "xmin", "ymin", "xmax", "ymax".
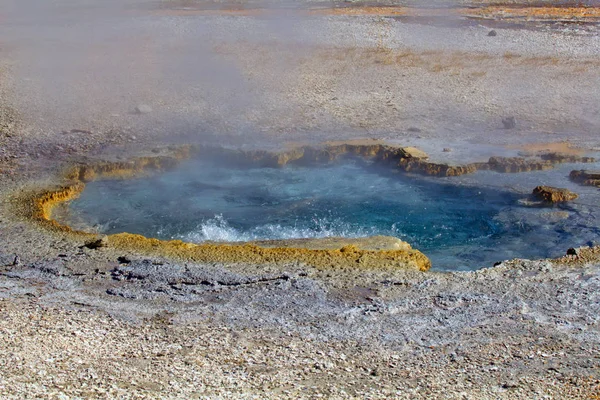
[{"xmin": 56, "ymin": 154, "xmax": 600, "ymax": 270}]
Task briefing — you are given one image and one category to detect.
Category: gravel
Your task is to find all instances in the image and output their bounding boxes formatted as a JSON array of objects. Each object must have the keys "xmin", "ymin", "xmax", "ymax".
[{"xmin": 1, "ymin": 1, "xmax": 600, "ymax": 398}]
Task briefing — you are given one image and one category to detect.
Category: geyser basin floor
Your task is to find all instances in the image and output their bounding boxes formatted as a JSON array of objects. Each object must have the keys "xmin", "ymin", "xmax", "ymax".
[{"xmin": 56, "ymin": 156, "xmax": 600, "ymax": 270}]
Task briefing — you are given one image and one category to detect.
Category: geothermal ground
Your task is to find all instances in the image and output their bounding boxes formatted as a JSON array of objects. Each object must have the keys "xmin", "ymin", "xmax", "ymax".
[{"xmin": 1, "ymin": 0, "xmax": 600, "ymax": 398}]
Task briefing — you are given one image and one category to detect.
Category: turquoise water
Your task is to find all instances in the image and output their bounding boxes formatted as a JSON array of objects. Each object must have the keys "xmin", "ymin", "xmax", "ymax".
[{"xmin": 63, "ymin": 157, "xmax": 600, "ymax": 270}]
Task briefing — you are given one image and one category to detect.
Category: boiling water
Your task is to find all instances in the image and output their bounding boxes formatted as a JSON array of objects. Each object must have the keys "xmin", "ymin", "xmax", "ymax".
[{"xmin": 61, "ymin": 157, "xmax": 600, "ymax": 270}]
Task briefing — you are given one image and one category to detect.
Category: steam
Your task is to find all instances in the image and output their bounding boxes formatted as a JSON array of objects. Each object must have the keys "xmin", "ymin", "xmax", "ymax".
[
  {"xmin": 1, "ymin": 0, "xmax": 463, "ymax": 142},
  {"xmin": 2, "ymin": 0, "xmax": 275, "ymax": 141},
  {"xmin": 1, "ymin": 0, "xmax": 598, "ymax": 148}
]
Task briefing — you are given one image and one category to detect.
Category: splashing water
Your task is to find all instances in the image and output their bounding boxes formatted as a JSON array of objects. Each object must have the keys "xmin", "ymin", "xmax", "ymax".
[{"xmin": 181, "ymin": 214, "xmax": 377, "ymax": 243}]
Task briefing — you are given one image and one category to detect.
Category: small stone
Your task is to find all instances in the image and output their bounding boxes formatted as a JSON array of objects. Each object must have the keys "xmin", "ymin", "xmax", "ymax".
[
  {"xmin": 502, "ymin": 380, "xmax": 519, "ymax": 389},
  {"xmin": 488, "ymin": 30, "xmax": 497, "ymax": 37},
  {"xmin": 70, "ymin": 128, "xmax": 92, "ymax": 134},
  {"xmin": 443, "ymin": 148, "xmax": 452, "ymax": 152},
  {"xmin": 117, "ymin": 256, "xmax": 131, "ymax": 264},
  {"xmin": 135, "ymin": 104, "xmax": 152, "ymax": 114},
  {"xmin": 569, "ymin": 170, "xmax": 600, "ymax": 187},
  {"xmin": 12, "ymin": 255, "xmax": 20, "ymax": 266},
  {"xmin": 532, "ymin": 186, "xmax": 578, "ymax": 203},
  {"xmin": 399, "ymin": 146, "xmax": 429, "ymax": 159},
  {"xmin": 84, "ymin": 236, "xmax": 109, "ymax": 249},
  {"xmin": 407, "ymin": 127, "xmax": 422, "ymax": 133},
  {"xmin": 502, "ymin": 116, "xmax": 516, "ymax": 129}
]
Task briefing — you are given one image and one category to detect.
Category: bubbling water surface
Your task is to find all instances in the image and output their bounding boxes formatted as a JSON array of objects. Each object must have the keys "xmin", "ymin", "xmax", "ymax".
[{"xmin": 61, "ymin": 157, "xmax": 600, "ymax": 270}]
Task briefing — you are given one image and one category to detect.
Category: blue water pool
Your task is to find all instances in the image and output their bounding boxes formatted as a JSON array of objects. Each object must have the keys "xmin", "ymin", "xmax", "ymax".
[{"xmin": 60, "ymin": 156, "xmax": 600, "ymax": 270}]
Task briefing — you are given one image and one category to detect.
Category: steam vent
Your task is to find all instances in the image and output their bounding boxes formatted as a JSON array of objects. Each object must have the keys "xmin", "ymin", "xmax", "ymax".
[{"xmin": 2, "ymin": 1, "xmax": 600, "ymax": 398}]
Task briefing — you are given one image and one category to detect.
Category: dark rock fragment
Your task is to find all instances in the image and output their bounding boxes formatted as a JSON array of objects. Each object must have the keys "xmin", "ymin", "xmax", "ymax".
[
  {"xmin": 117, "ymin": 256, "xmax": 131, "ymax": 264},
  {"xmin": 570, "ymin": 170, "xmax": 600, "ymax": 187},
  {"xmin": 502, "ymin": 116, "xmax": 516, "ymax": 129},
  {"xmin": 502, "ymin": 380, "xmax": 519, "ymax": 389},
  {"xmin": 488, "ymin": 156, "xmax": 552, "ymax": 173},
  {"xmin": 540, "ymin": 153, "xmax": 595, "ymax": 164},
  {"xmin": 487, "ymin": 30, "xmax": 497, "ymax": 37},
  {"xmin": 69, "ymin": 129, "xmax": 93, "ymax": 134},
  {"xmin": 84, "ymin": 236, "xmax": 109, "ymax": 249}
]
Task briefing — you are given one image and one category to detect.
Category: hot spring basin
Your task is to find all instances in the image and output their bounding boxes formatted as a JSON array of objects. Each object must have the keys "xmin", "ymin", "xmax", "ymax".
[{"xmin": 56, "ymin": 155, "xmax": 600, "ymax": 270}]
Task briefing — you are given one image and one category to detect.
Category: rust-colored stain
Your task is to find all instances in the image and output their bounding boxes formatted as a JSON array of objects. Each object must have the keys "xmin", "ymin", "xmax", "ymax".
[
  {"xmin": 312, "ymin": 6, "xmax": 410, "ymax": 17},
  {"xmin": 470, "ymin": 6, "xmax": 600, "ymax": 20},
  {"xmin": 150, "ymin": 4, "xmax": 600, "ymax": 21}
]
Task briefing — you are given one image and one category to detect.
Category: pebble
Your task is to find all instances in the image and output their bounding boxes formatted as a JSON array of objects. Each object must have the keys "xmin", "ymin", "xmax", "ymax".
[
  {"xmin": 84, "ymin": 236, "xmax": 109, "ymax": 249},
  {"xmin": 502, "ymin": 116, "xmax": 517, "ymax": 129},
  {"xmin": 134, "ymin": 104, "xmax": 152, "ymax": 114}
]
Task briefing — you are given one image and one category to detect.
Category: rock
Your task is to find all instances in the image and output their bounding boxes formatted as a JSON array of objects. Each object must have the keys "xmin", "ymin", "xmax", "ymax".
[
  {"xmin": 69, "ymin": 129, "xmax": 92, "ymax": 135},
  {"xmin": 502, "ymin": 380, "xmax": 519, "ymax": 389},
  {"xmin": 0, "ymin": 254, "xmax": 16, "ymax": 267},
  {"xmin": 487, "ymin": 30, "xmax": 497, "ymax": 37},
  {"xmin": 252, "ymin": 235, "xmax": 412, "ymax": 251},
  {"xmin": 84, "ymin": 236, "xmax": 109, "ymax": 249},
  {"xmin": 242, "ymin": 147, "xmax": 306, "ymax": 167},
  {"xmin": 135, "ymin": 104, "xmax": 152, "ymax": 114},
  {"xmin": 12, "ymin": 255, "xmax": 20, "ymax": 266},
  {"xmin": 398, "ymin": 158, "xmax": 478, "ymax": 176},
  {"xmin": 502, "ymin": 116, "xmax": 516, "ymax": 129},
  {"xmin": 407, "ymin": 127, "xmax": 421, "ymax": 133},
  {"xmin": 541, "ymin": 152, "xmax": 595, "ymax": 164},
  {"xmin": 488, "ymin": 156, "xmax": 552, "ymax": 173},
  {"xmin": 117, "ymin": 256, "xmax": 131, "ymax": 264},
  {"xmin": 443, "ymin": 148, "xmax": 452, "ymax": 152},
  {"xmin": 398, "ymin": 146, "xmax": 429, "ymax": 159},
  {"xmin": 532, "ymin": 186, "xmax": 578, "ymax": 203},
  {"xmin": 570, "ymin": 170, "xmax": 600, "ymax": 187}
]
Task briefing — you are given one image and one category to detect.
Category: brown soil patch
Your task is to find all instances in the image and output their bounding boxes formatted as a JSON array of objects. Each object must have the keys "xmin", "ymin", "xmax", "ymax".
[
  {"xmin": 149, "ymin": 4, "xmax": 600, "ymax": 22},
  {"xmin": 507, "ymin": 141, "xmax": 587, "ymax": 156},
  {"xmin": 469, "ymin": 6, "xmax": 600, "ymax": 21}
]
